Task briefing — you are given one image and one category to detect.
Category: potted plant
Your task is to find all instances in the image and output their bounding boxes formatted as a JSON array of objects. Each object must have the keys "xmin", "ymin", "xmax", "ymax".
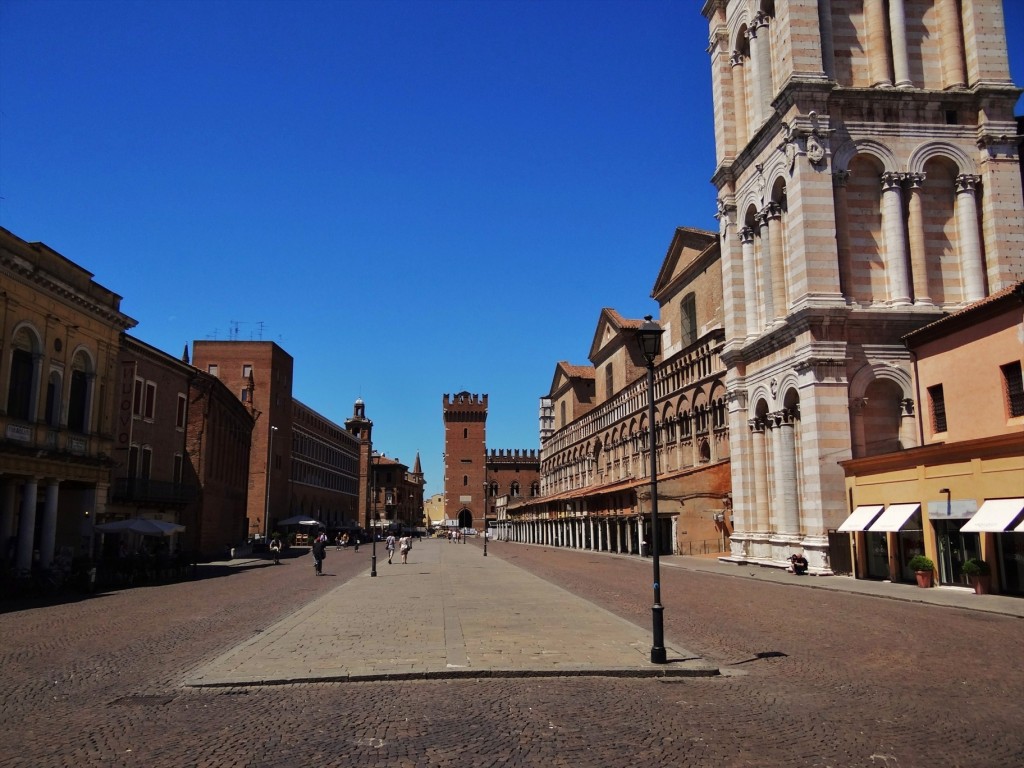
[
  {"xmin": 908, "ymin": 554, "xmax": 934, "ymax": 588},
  {"xmin": 962, "ymin": 558, "xmax": 991, "ymax": 594}
]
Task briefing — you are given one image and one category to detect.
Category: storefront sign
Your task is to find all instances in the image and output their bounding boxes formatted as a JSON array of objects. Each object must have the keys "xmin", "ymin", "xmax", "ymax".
[{"xmin": 927, "ymin": 499, "xmax": 977, "ymax": 519}]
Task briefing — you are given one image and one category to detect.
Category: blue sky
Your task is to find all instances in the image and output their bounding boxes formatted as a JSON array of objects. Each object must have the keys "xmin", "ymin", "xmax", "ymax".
[{"xmin": 1, "ymin": 0, "xmax": 1022, "ymax": 498}]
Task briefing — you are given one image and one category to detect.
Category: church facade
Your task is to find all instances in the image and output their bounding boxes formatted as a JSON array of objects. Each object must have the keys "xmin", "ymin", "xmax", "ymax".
[{"xmin": 702, "ymin": 0, "xmax": 1023, "ymax": 572}]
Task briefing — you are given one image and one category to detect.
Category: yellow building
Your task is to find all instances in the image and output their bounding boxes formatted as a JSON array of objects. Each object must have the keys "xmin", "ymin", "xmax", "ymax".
[{"xmin": 839, "ymin": 284, "xmax": 1024, "ymax": 594}]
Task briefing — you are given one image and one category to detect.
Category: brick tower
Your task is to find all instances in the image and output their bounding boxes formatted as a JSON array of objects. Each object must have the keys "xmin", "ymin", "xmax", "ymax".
[{"xmin": 442, "ymin": 392, "xmax": 487, "ymax": 531}]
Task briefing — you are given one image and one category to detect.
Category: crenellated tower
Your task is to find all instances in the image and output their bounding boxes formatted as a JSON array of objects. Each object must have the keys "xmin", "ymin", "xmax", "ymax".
[{"xmin": 442, "ymin": 392, "xmax": 488, "ymax": 529}]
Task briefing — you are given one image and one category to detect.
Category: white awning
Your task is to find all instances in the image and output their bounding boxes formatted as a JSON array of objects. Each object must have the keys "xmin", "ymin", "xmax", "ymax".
[
  {"xmin": 962, "ymin": 498, "xmax": 1024, "ymax": 533},
  {"xmin": 867, "ymin": 503, "xmax": 921, "ymax": 532},
  {"xmin": 837, "ymin": 505, "xmax": 885, "ymax": 532}
]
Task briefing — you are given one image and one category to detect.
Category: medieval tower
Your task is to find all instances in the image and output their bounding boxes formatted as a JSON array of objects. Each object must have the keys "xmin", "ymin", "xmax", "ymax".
[{"xmin": 443, "ymin": 392, "xmax": 488, "ymax": 530}]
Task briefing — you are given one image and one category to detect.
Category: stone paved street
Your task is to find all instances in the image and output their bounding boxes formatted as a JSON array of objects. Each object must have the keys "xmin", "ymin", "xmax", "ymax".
[{"xmin": 1, "ymin": 538, "xmax": 1021, "ymax": 768}]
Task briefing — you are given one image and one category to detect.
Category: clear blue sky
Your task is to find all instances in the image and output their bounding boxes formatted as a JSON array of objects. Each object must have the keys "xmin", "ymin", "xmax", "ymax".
[{"xmin": 2, "ymin": 1, "xmax": 1022, "ymax": 498}]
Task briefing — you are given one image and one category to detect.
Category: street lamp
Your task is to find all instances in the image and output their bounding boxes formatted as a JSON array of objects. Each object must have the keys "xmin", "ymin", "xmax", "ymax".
[
  {"xmin": 263, "ymin": 425, "xmax": 278, "ymax": 541},
  {"xmin": 636, "ymin": 314, "xmax": 667, "ymax": 664},
  {"xmin": 483, "ymin": 482, "xmax": 488, "ymax": 557},
  {"xmin": 371, "ymin": 451, "xmax": 381, "ymax": 577}
]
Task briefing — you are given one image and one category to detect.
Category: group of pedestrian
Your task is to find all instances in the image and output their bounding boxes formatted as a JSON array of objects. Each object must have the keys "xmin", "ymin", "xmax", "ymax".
[{"xmin": 385, "ymin": 533, "xmax": 413, "ymax": 564}]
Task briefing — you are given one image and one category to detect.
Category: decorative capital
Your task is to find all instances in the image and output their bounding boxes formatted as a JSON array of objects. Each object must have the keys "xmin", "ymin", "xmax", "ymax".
[{"xmin": 955, "ymin": 174, "xmax": 982, "ymax": 194}]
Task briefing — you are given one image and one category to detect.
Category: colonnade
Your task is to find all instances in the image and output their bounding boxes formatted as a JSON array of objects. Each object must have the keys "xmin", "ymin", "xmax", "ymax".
[
  {"xmin": 0, "ymin": 476, "xmax": 66, "ymax": 572},
  {"xmin": 866, "ymin": 0, "xmax": 966, "ymax": 90},
  {"xmin": 506, "ymin": 514, "xmax": 672, "ymax": 557},
  {"xmin": 834, "ymin": 170, "xmax": 986, "ymax": 305},
  {"xmin": 746, "ymin": 405, "xmax": 801, "ymax": 543}
]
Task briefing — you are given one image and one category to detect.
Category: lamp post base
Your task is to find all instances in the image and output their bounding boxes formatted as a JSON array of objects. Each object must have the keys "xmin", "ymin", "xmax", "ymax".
[
  {"xmin": 651, "ymin": 602, "xmax": 666, "ymax": 664},
  {"xmin": 371, "ymin": 553, "xmax": 377, "ymax": 577}
]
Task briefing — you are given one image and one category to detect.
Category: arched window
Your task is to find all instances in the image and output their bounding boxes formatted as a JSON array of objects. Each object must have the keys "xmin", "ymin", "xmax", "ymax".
[
  {"xmin": 680, "ymin": 294, "xmax": 697, "ymax": 348},
  {"xmin": 463, "ymin": 475, "xmax": 468, "ymax": 487},
  {"xmin": 7, "ymin": 328, "xmax": 39, "ymax": 421},
  {"xmin": 67, "ymin": 350, "xmax": 91, "ymax": 433},
  {"xmin": 510, "ymin": 482, "xmax": 520, "ymax": 497}
]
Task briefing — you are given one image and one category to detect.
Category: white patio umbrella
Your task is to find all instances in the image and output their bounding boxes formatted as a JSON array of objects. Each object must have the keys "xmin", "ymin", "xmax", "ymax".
[
  {"xmin": 276, "ymin": 515, "xmax": 323, "ymax": 527},
  {"xmin": 95, "ymin": 518, "xmax": 185, "ymax": 536}
]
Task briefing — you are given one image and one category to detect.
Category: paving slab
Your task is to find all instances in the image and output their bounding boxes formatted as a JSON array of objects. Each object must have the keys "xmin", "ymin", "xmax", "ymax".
[{"xmin": 184, "ymin": 537, "xmax": 717, "ymax": 686}]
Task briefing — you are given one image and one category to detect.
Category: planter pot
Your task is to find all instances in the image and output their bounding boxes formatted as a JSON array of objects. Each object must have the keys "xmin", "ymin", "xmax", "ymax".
[
  {"xmin": 914, "ymin": 570, "xmax": 933, "ymax": 588},
  {"xmin": 969, "ymin": 574, "xmax": 991, "ymax": 595}
]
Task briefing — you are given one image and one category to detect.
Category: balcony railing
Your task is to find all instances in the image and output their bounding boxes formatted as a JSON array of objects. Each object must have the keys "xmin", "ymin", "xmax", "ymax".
[{"xmin": 111, "ymin": 478, "xmax": 195, "ymax": 506}]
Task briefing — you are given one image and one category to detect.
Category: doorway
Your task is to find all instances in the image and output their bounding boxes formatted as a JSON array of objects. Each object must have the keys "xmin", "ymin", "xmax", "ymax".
[{"xmin": 935, "ymin": 520, "xmax": 980, "ymax": 587}]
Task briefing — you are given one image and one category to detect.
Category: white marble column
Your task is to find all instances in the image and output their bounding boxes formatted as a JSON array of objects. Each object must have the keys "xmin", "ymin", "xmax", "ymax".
[
  {"xmin": 937, "ymin": 0, "xmax": 967, "ymax": 89},
  {"xmin": 749, "ymin": 418, "xmax": 770, "ymax": 534},
  {"xmin": 740, "ymin": 226, "xmax": 759, "ymax": 335},
  {"xmin": 755, "ymin": 208, "xmax": 776, "ymax": 323},
  {"xmin": 730, "ymin": 50, "xmax": 749, "ymax": 149},
  {"xmin": 770, "ymin": 409, "xmax": 800, "ymax": 535},
  {"xmin": 906, "ymin": 173, "xmax": 931, "ymax": 305},
  {"xmin": 888, "ymin": 0, "xmax": 912, "ymax": 87},
  {"xmin": 833, "ymin": 171, "xmax": 853, "ymax": 299},
  {"xmin": 866, "ymin": 0, "xmax": 893, "ymax": 87},
  {"xmin": 955, "ymin": 174, "xmax": 985, "ymax": 302},
  {"xmin": 881, "ymin": 172, "xmax": 912, "ymax": 305},
  {"xmin": 752, "ymin": 13, "xmax": 773, "ymax": 121},
  {"xmin": 767, "ymin": 202, "xmax": 787, "ymax": 318}
]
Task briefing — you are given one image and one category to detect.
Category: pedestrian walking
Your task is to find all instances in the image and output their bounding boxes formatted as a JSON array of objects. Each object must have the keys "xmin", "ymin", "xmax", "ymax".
[
  {"xmin": 269, "ymin": 537, "xmax": 281, "ymax": 565},
  {"xmin": 399, "ymin": 534, "xmax": 412, "ymax": 564},
  {"xmin": 385, "ymin": 533, "xmax": 397, "ymax": 564}
]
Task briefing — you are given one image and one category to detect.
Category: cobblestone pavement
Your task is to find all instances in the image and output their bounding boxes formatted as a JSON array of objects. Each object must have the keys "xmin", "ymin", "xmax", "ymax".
[{"xmin": 1, "ymin": 539, "xmax": 1021, "ymax": 768}]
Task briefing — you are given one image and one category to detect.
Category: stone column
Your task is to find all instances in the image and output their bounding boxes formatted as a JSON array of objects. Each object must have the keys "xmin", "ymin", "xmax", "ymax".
[
  {"xmin": 905, "ymin": 172, "xmax": 931, "ymax": 305},
  {"xmin": 15, "ymin": 478, "xmax": 38, "ymax": 573},
  {"xmin": 740, "ymin": 226, "xmax": 758, "ymax": 335},
  {"xmin": 749, "ymin": 418, "xmax": 770, "ymax": 534},
  {"xmin": 888, "ymin": 0, "xmax": 912, "ymax": 87},
  {"xmin": 899, "ymin": 399, "xmax": 919, "ymax": 450},
  {"xmin": 833, "ymin": 171, "xmax": 853, "ymax": 299},
  {"xmin": 767, "ymin": 202, "xmax": 787, "ymax": 318},
  {"xmin": 752, "ymin": 13, "xmax": 773, "ymax": 121},
  {"xmin": 866, "ymin": 0, "xmax": 893, "ymax": 87},
  {"xmin": 730, "ymin": 50, "xmax": 748, "ymax": 149},
  {"xmin": 955, "ymin": 174, "xmax": 985, "ymax": 302},
  {"xmin": 0, "ymin": 478, "xmax": 16, "ymax": 548},
  {"xmin": 818, "ymin": 0, "xmax": 836, "ymax": 80},
  {"xmin": 755, "ymin": 208, "xmax": 776, "ymax": 322},
  {"xmin": 849, "ymin": 398, "xmax": 868, "ymax": 459},
  {"xmin": 881, "ymin": 172, "xmax": 912, "ymax": 305},
  {"xmin": 38, "ymin": 479, "xmax": 60, "ymax": 569},
  {"xmin": 937, "ymin": 0, "xmax": 967, "ymax": 89},
  {"xmin": 770, "ymin": 409, "xmax": 800, "ymax": 535}
]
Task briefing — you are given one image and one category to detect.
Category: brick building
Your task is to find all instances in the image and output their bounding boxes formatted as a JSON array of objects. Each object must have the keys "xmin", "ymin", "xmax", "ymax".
[
  {"xmin": 442, "ymin": 392, "xmax": 540, "ymax": 533},
  {"xmin": 106, "ymin": 335, "xmax": 195, "ymax": 549},
  {"xmin": 369, "ymin": 453, "xmax": 425, "ymax": 534},
  {"xmin": 702, "ymin": 0, "xmax": 1023, "ymax": 574},
  {"xmin": 180, "ymin": 367, "xmax": 253, "ymax": 556},
  {"xmin": 190, "ymin": 341, "xmax": 371, "ymax": 540}
]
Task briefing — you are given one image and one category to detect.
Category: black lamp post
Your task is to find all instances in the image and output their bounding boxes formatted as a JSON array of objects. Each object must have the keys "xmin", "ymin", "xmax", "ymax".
[
  {"xmin": 371, "ymin": 451, "xmax": 380, "ymax": 577},
  {"xmin": 483, "ymin": 482, "xmax": 488, "ymax": 557},
  {"xmin": 636, "ymin": 314, "xmax": 667, "ymax": 664}
]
